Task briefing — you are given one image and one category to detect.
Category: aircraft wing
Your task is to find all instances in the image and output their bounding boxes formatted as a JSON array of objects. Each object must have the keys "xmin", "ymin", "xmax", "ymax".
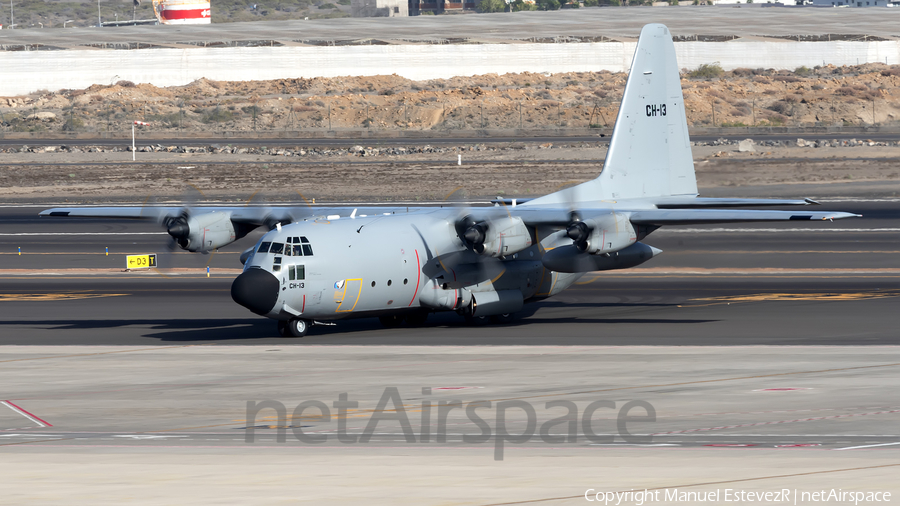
[
  {"xmin": 39, "ymin": 205, "xmax": 424, "ymax": 225},
  {"xmin": 629, "ymin": 209, "xmax": 861, "ymax": 226},
  {"xmin": 653, "ymin": 197, "xmax": 818, "ymax": 208}
]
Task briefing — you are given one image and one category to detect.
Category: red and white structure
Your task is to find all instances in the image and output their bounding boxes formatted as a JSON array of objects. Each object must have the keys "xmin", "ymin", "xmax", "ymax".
[{"xmin": 152, "ymin": 0, "xmax": 211, "ymax": 25}]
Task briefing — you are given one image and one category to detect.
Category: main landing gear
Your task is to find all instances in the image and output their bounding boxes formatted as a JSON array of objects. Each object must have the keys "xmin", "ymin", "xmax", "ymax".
[
  {"xmin": 277, "ymin": 318, "xmax": 309, "ymax": 338},
  {"xmin": 464, "ymin": 313, "xmax": 514, "ymax": 326},
  {"xmin": 378, "ymin": 310, "xmax": 431, "ymax": 329}
]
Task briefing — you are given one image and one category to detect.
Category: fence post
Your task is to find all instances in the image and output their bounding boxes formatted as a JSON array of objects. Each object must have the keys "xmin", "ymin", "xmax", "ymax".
[
  {"xmin": 519, "ymin": 101, "xmax": 522, "ymax": 129},
  {"xmin": 711, "ymin": 102, "xmax": 716, "ymax": 127},
  {"xmin": 328, "ymin": 104, "xmax": 332, "ymax": 130},
  {"xmin": 480, "ymin": 101, "xmax": 484, "ymax": 129}
]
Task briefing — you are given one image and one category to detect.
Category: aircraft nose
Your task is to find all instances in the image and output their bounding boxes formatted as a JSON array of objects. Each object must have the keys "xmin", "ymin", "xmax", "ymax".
[{"xmin": 231, "ymin": 268, "xmax": 280, "ymax": 315}]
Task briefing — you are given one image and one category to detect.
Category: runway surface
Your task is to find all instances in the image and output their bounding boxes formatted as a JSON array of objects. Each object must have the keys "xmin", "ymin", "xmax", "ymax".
[{"xmin": 1, "ymin": 199, "xmax": 898, "ymax": 504}]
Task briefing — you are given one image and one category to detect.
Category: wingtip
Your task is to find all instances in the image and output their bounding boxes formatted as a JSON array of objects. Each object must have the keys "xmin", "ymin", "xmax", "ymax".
[{"xmin": 804, "ymin": 198, "xmax": 820, "ymax": 205}]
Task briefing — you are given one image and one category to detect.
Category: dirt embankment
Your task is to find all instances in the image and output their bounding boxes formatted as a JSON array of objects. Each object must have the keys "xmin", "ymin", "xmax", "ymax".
[{"xmin": 3, "ymin": 64, "xmax": 900, "ymax": 134}]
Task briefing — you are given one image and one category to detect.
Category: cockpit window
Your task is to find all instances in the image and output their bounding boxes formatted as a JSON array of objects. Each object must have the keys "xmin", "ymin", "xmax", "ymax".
[
  {"xmin": 292, "ymin": 245, "xmax": 303, "ymax": 256},
  {"xmin": 270, "ymin": 243, "xmax": 284, "ymax": 255},
  {"xmin": 289, "ymin": 265, "xmax": 305, "ymax": 281},
  {"xmin": 257, "ymin": 241, "xmax": 272, "ymax": 253},
  {"xmin": 302, "ymin": 244, "xmax": 313, "ymax": 256}
]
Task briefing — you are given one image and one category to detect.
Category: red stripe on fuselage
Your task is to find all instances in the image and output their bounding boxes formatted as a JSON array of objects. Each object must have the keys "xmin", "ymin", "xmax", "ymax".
[{"xmin": 409, "ymin": 249, "xmax": 421, "ymax": 306}]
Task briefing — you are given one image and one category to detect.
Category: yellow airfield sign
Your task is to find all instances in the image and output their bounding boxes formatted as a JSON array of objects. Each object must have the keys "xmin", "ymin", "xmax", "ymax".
[{"xmin": 126, "ymin": 254, "xmax": 157, "ymax": 269}]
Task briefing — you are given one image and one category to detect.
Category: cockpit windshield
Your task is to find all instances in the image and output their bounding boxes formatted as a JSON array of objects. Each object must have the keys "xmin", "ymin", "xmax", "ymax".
[{"xmin": 255, "ymin": 235, "xmax": 314, "ymax": 258}]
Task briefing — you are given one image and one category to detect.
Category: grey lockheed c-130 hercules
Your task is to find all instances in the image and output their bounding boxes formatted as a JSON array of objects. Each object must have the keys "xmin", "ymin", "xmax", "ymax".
[{"xmin": 42, "ymin": 24, "xmax": 860, "ymax": 337}]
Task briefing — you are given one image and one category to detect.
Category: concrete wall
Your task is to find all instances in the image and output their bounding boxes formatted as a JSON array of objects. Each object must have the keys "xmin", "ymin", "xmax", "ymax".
[{"xmin": 3, "ymin": 40, "xmax": 900, "ymax": 96}]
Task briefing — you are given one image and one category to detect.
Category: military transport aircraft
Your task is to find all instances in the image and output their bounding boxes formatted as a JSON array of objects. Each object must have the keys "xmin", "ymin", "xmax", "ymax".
[{"xmin": 42, "ymin": 24, "xmax": 859, "ymax": 337}]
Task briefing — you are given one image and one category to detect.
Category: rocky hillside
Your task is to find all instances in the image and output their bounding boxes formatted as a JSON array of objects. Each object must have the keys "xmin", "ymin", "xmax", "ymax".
[{"xmin": 2, "ymin": 63, "xmax": 899, "ymax": 135}]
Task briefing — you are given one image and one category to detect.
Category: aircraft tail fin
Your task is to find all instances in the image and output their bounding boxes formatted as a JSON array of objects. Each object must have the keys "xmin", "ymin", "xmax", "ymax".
[
  {"xmin": 596, "ymin": 23, "xmax": 697, "ymax": 200},
  {"xmin": 524, "ymin": 23, "xmax": 697, "ymax": 206}
]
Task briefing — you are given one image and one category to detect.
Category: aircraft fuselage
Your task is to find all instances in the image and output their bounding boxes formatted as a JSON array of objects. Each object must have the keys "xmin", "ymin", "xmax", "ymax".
[{"xmin": 232, "ymin": 209, "xmax": 582, "ymax": 325}]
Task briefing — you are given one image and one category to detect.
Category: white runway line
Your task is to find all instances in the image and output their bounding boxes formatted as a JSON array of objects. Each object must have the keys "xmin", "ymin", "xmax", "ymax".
[
  {"xmin": 1, "ymin": 401, "xmax": 52, "ymax": 428},
  {"xmin": 657, "ymin": 228, "xmax": 900, "ymax": 233},
  {"xmin": 0, "ymin": 232, "xmax": 166, "ymax": 236},
  {"xmin": 834, "ymin": 442, "xmax": 900, "ymax": 451}
]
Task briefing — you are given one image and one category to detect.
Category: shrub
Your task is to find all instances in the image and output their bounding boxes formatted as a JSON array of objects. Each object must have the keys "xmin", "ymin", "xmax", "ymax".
[
  {"xmin": 318, "ymin": 3, "xmax": 337, "ymax": 8},
  {"xmin": 202, "ymin": 108, "xmax": 235, "ymax": 123},
  {"xmin": 794, "ymin": 65, "xmax": 814, "ymax": 77},
  {"xmin": 688, "ymin": 63, "xmax": 724, "ymax": 79},
  {"xmin": 880, "ymin": 68, "xmax": 900, "ymax": 77},
  {"xmin": 478, "ymin": 0, "xmax": 507, "ymax": 11},
  {"xmin": 773, "ymin": 75, "xmax": 800, "ymax": 83},
  {"xmin": 62, "ymin": 116, "xmax": 84, "ymax": 131},
  {"xmin": 536, "ymin": 0, "xmax": 560, "ymax": 10},
  {"xmin": 584, "ymin": 0, "xmax": 598, "ymax": 5}
]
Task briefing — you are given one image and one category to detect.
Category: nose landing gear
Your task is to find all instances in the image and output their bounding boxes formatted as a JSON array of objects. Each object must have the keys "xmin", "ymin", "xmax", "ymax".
[{"xmin": 277, "ymin": 318, "xmax": 309, "ymax": 338}]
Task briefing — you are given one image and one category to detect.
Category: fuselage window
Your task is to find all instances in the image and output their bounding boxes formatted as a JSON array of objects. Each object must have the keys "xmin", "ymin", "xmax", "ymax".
[
  {"xmin": 292, "ymin": 245, "xmax": 303, "ymax": 256},
  {"xmin": 273, "ymin": 265, "xmax": 281, "ymax": 272},
  {"xmin": 296, "ymin": 265, "xmax": 305, "ymax": 280},
  {"xmin": 257, "ymin": 241, "xmax": 272, "ymax": 253},
  {"xmin": 270, "ymin": 243, "xmax": 284, "ymax": 255}
]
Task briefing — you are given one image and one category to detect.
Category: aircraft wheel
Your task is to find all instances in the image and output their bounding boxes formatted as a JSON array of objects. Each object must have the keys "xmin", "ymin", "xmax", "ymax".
[
  {"xmin": 286, "ymin": 318, "xmax": 309, "ymax": 338},
  {"xmin": 379, "ymin": 314, "xmax": 405, "ymax": 328},
  {"xmin": 277, "ymin": 320, "xmax": 289, "ymax": 337},
  {"xmin": 463, "ymin": 314, "xmax": 489, "ymax": 326},
  {"xmin": 489, "ymin": 313, "xmax": 514, "ymax": 325},
  {"xmin": 406, "ymin": 311, "xmax": 429, "ymax": 327}
]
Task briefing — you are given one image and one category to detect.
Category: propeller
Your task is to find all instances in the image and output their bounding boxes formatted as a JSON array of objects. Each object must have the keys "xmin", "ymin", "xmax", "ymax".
[
  {"xmin": 139, "ymin": 184, "xmax": 215, "ymax": 275},
  {"xmin": 565, "ymin": 211, "xmax": 592, "ymax": 252}
]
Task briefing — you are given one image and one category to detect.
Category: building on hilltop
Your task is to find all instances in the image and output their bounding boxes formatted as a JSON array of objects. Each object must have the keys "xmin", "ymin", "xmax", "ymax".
[
  {"xmin": 408, "ymin": 0, "xmax": 478, "ymax": 15},
  {"xmin": 352, "ymin": 0, "xmax": 408, "ymax": 16}
]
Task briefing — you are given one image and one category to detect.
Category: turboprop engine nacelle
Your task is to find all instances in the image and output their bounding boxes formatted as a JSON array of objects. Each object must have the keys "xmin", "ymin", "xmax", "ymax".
[
  {"xmin": 541, "ymin": 242, "xmax": 662, "ymax": 274},
  {"xmin": 462, "ymin": 216, "xmax": 532, "ymax": 258},
  {"xmin": 566, "ymin": 212, "xmax": 636, "ymax": 255},
  {"xmin": 419, "ymin": 281, "xmax": 473, "ymax": 311},
  {"xmin": 167, "ymin": 211, "xmax": 237, "ymax": 252}
]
